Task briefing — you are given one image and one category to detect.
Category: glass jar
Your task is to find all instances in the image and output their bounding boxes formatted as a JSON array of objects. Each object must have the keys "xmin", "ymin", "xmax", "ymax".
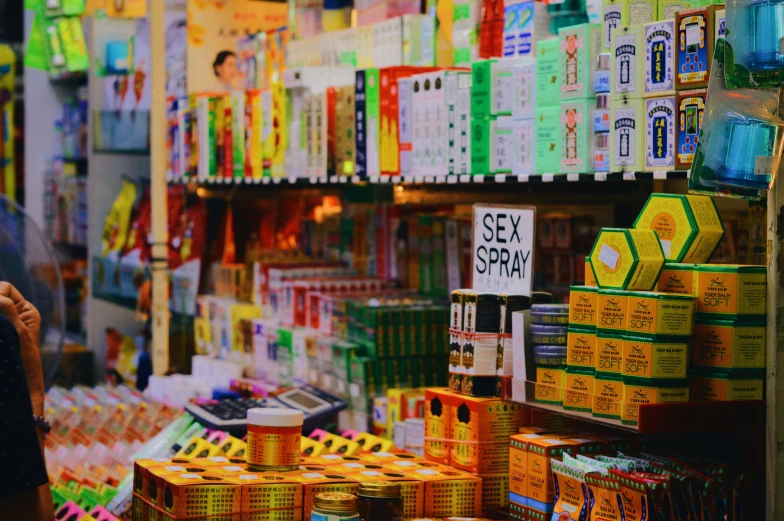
[
  {"xmin": 246, "ymin": 408, "xmax": 304, "ymax": 471},
  {"xmin": 356, "ymin": 482, "xmax": 404, "ymax": 521},
  {"xmin": 312, "ymin": 492, "xmax": 360, "ymax": 521}
]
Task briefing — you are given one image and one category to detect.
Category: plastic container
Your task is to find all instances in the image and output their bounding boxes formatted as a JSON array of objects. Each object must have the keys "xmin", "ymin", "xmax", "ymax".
[
  {"xmin": 312, "ymin": 492, "xmax": 360, "ymax": 521},
  {"xmin": 247, "ymin": 408, "xmax": 304, "ymax": 471}
]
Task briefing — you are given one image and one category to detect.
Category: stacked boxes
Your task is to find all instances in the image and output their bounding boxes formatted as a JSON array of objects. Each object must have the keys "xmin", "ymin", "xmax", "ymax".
[
  {"xmin": 559, "ymin": 24, "xmax": 602, "ymax": 174},
  {"xmin": 535, "ymin": 39, "xmax": 560, "ymax": 174}
]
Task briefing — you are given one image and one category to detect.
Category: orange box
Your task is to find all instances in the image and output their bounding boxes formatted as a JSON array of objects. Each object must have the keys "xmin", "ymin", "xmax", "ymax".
[
  {"xmin": 480, "ymin": 472, "xmax": 509, "ymax": 516},
  {"xmin": 150, "ymin": 472, "xmax": 241, "ymax": 518},
  {"xmin": 361, "ymin": 452, "xmax": 431, "ymax": 465},
  {"xmin": 351, "ymin": 469, "xmax": 425, "ymax": 518},
  {"xmin": 232, "ymin": 473, "xmax": 303, "ymax": 518},
  {"xmin": 289, "ymin": 471, "xmax": 359, "ymax": 521},
  {"xmin": 451, "ymin": 441, "xmax": 510, "ymax": 474},
  {"xmin": 303, "ymin": 454, "xmax": 369, "ymax": 466},
  {"xmin": 524, "ymin": 436, "xmax": 575, "ymax": 506},
  {"xmin": 402, "ymin": 468, "xmax": 482, "ymax": 518},
  {"xmin": 133, "ymin": 458, "xmax": 193, "ymax": 500},
  {"xmin": 424, "ymin": 388, "xmax": 454, "ymax": 465},
  {"xmin": 508, "ymin": 435, "xmax": 528, "ymax": 497}
]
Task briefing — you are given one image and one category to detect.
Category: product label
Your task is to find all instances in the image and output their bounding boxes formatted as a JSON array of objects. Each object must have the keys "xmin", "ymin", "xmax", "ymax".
[
  {"xmin": 645, "ymin": 21, "xmax": 675, "ymax": 93},
  {"xmin": 693, "ymin": 322, "xmax": 766, "ymax": 369},
  {"xmin": 677, "ymin": 93, "xmax": 705, "ymax": 166},
  {"xmin": 622, "ymin": 337, "xmax": 688, "ymax": 379},
  {"xmin": 604, "ymin": 4, "xmax": 622, "ymax": 50},
  {"xmin": 677, "ymin": 14, "xmax": 709, "ymax": 84},
  {"xmin": 614, "ymin": 108, "xmax": 637, "ymax": 166},
  {"xmin": 600, "ymin": 243, "xmax": 620, "ymax": 270},
  {"xmin": 247, "ymin": 425, "xmax": 301, "ymax": 469},
  {"xmin": 645, "ymin": 97, "xmax": 676, "ymax": 169},
  {"xmin": 597, "ymin": 336, "xmax": 623, "ymax": 373},
  {"xmin": 562, "ymin": 33, "xmax": 584, "ymax": 93},
  {"xmin": 570, "ymin": 288, "xmax": 598, "ymax": 327},
  {"xmin": 567, "ymin": 329, "xmax": 596, "ymax": 367},
  {"xmin": 658, "ymin": 267, "xmax": 695, "ymax": 295},
  {"xmin": 615, "ymin": 33, "xmax": 638, "ymax": 94},
  {"xmin": 626, "ymin": 294, "xmax": 693, "ymax": 335},
  {"xmin": 592, "ymin": 377, "xmax": 622, "ymax": 418}
]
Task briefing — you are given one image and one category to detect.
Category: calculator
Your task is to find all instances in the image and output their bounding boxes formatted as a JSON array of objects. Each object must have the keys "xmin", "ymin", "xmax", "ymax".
[{"xmin": 184, "ymin": 385, "xmax": 346, "ymax": 433}]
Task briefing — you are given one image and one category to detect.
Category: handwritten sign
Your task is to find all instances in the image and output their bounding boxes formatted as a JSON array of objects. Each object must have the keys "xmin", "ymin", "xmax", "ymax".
[{"xmin": 472, "ymin": 204, "xmax": 536, "ymax": 296}]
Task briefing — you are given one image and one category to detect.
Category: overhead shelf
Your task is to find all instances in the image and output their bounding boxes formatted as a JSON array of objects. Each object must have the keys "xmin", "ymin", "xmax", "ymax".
[{"xmin": 167, "ymin": 170, "xmax": 688, "ymax": 187}]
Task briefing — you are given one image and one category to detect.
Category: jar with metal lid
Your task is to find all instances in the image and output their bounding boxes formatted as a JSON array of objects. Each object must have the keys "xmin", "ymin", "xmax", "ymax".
[
  {"xmin": 356, "ymin": 482, "xmax": 403, "ymax": 521},
  {"xmin": 311, "ymin": 492, "xmax": 360, "ymax": 521},
  {"xmin": 246, "ymin": 408, "xmax": 303, "ymax": 471}
]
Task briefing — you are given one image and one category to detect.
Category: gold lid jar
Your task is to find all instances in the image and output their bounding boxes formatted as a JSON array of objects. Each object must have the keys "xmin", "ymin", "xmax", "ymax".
[
  {"xmin": 314, "ymin": 492, "xmax": 359, "ymax": 513},
  {"xmin": 357, "ymin": 482, "xmax": 402, "ymax": 498}
]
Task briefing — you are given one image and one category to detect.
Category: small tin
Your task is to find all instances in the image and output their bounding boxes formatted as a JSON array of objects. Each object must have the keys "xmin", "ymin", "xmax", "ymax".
[
  {"xmin": 531, "ymin": 304, "xmax": 569, "ymax": 325},
  {"xmin": 530, "ymin": 324, "xmax": 569, "ymax": 346}
]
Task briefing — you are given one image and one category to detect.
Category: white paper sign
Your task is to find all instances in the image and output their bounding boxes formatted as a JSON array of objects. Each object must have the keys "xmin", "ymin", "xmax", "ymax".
[{"xmin": 472, "ymin": 204, "xmax": 536, "ymax": 296}]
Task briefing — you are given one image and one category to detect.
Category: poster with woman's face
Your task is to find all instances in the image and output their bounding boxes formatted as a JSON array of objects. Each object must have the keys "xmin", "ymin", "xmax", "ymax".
[{"xmin": 187, "ymin": 0, "xmax": 286, "ymax": 93}]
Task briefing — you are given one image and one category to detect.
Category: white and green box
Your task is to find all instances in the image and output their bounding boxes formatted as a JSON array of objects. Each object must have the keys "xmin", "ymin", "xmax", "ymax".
[
  {"xmin": 512, "ymin": 58, "xmax": 537, "ymax": 120},
  {"xmin": 644, "ymin": 96, "xmax": 676, "ymax": 171},
  {"xmin": 471, "ymin": 117, "xmax": 496, "ymax": 175},
  {"xmin": 559, "ymin": 23, "xmax": 602, "ymax": 100},
  {"xmin": 535, "ymin": 106, "xmax": 560, "ymax": 174},
  {"xmin": 494, "ymin": 116, "xmax": 515, "ymax": 173},
  {"xmin": 611, "ymin": 25, "xmax": 644, "ymax": 101},
  {"xmin": 536, "ymin": 38, "xmax": 561, "ymax": 107},
  {"xmin": 560, "ymin": 99, "xmax": 594, "ymax": 173},
  {"xmin": 513, "ymin": 117, "xmax": 535, "ymax": 175},
  {"xmin": 447, "ymin": 71, "xmax": 472, "ymax": 175},
  {"xmin": 610, "ymin": 97, "xmax": 645, "ymax": 172},
  {"xmin": 471, "ymin": 59, "xmax": 498, "ymax": 118},
  {"xmin": 643, "ymin": 20, "xmax": 675, "ymax": 97}
]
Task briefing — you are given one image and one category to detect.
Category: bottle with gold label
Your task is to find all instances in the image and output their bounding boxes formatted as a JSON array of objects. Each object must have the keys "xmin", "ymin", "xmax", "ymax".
[{"xmin": 312, "ymin": 493, "xmax": 361, "ymax": 521}]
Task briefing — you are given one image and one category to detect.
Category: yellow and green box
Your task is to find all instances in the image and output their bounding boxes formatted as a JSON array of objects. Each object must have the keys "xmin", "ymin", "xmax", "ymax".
[
  {"xmin": 596, "ymin": 331, "xmax": 624, "ymax": 375},
  {"xmin": 537, "ymin": 365, "xmax": 566, "ymax": 387},
  {"xmin": 634, "ymin": 193, "xmax": 724, "ymax": 263},
  {"xmin": 567, "ymin": 326, "xmax": 597, "ymax": 368},
  {"xmin": 621, "ymin": 377, "xmax": 689, "ymax": 424},
  {"xmin": 569, "ymin": 285, "xmax": 599, "ymax": 328},
  {"xmin": 593, "ymin": 372, "xmax": 623, "ymax": 419},
  {"xmin": 589, "ymin": 228, "xmax": 665, "ymax": 290},
  {"xmin": 692, "ymin": 317, "xmax": 766, "ymax": 371},
  {"xmin": 558, "ymin": 23, "xmax": 602, "ymax": 100},
  {"xmin": 622, "ymin": 334, "xmax": 690, "ymax": 379},
  {"xmin": 657, "ymin": 262, "xmax": 697, "ymax": 295},
  {"xmin": 689, "ymin": 369, "xmax": 764, "ymax": 401},
  {"xmin": 597, "ymin": 289, "xmax": 630, "ymax": 332},
  {"xmin": 624, "ymin": 290, "xmax": 695, "ymax": 336},
  {"xmin": 694, "ymin": 265, "xmax": 767, "ymax": 318},
  {"xmin": 564, "ymin": 367, "xmax": 595, "ymax": 412}
]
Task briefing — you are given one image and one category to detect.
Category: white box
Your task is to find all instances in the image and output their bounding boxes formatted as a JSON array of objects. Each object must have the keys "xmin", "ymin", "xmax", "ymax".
[
  {"xmin": 643, "ymin": 20, "xmax": 675, "ymax": 97},
  {"xmin": 398, "ymin": 77, "xmax": 414, "ymax": 175},
  {"xmin": 494, "ymin": 116, "xmax": 515, "ymax": 174},
  {"xmin": 446, "ymin": 71, "xmax": 472, "ymax": 175},
  {"xmin": 644, "ymin": 96, "xmax": 676, "ymax": 171},
  {"xmin": 611, "ymin": 25, "xmax": 644, "ymax": 100},
  {"xmin": 513, "ymin": 118, "xmax": 535, "ymax": 175},
  {"xmin": 512, "ymin": 310, "xmax": 527, "ymax": 380},
  {"xmin": 512, "ymin": 58, "xmax": 537, "ymax": 120}
]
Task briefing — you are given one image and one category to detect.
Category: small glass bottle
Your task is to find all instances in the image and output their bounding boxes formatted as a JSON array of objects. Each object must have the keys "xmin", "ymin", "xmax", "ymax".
[
  {"xmin": 312, "ymin": 493, "xmax": 360, "ymax": 521},
  {"xmin": 356, "ymin": 482, "xmax": 404, "ymax": 521}
]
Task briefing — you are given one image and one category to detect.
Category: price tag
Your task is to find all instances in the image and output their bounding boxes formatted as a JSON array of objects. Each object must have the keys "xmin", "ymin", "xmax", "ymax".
[
  {"xmin": 459, "ymin": 175, "xmax": 471, "ymax": 183},
  {"xmin": 755, "ymin": 155, "xmax": 776, "ymax": 177},
  {"xmin": 595, "ymin": 172, "xmax": 607, "ymax": 181},
  {"xmin": 653, "ymin": 170, "xmax": 668, "ymax": 180},
  {"xmin": 424, "ymin": 176, "xmax": 435, "ymax": 183},
  {"xmin": 435, "ymin": 176, "xmax": 446, "ymax": 184},
  {"xmin": 319, "ymin": 177, "xmax": 328, "ymax": 184},
  {"xmin": 380, "ymin": 175, "xmax": 390, "ymax": 183},
  {"xmin": 623, "ymin": 172, "xmax": 636, "ymax": 181},
  {"xmin": 447, "ymin": 176, "xmax": 458, "ymax": 184},
  {"xmin": 339, "ymin": 176, "xmax": 348, "ymax": 183},
  {"xmin": 518, "ymin": 175, "xmax": 529, "ymax": 183},
  {"xmin": 262, "ymin": 178, "xmax": 270, "ymax": 185},
  {"xmin": 495, "ymin": 174, "xmax": 507, "ymax": 183},
  {"xmin": 329, "ymin": 175, "xmax": 338, "ymax": 183},
  {"xmin": 599, "ymin": 244, "xmax": 620, "ymax": 270},
  {"xmin": 414, "ymin": 175, "xmax": 425, "ymax": 183},
  {"xmin": 542, "ymin": 174, "xmax": 554, "ymax": 182},
  {"xmin": 567, "ymin": 173, "xmax": 579, "ymax": 182},
  {"xmin": 352, "ymin": 176, "xmax": 361, "ymax": 183}
]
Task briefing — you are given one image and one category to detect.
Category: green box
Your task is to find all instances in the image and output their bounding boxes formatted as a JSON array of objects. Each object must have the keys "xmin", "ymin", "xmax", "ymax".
[
  {"xmin": 535, "ymin": 107, "xmax": 560, "ymax": 174},
  {"xmin": 536, "ymin": 38, "xmax": 561, "ymax": 107},
  {"xmin": 471, "ymin": 117, "xmax": 497, "ymax": 175},
  {"xmin": 559, "ymin": 99, "xmax": 594, "ymax": 173},
  {"xmin": 471, "ymin": 59, "xmax": 498, "ymax": 118},
  {"xmin": 559, "ymin": 23, "xmax": 602, "ymax": 100},
  {"xmin": 610, "ymin": 97, "xmax": 645, "ymax": 173}
]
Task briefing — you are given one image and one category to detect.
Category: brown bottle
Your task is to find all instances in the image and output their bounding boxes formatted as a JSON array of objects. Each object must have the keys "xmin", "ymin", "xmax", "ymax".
[{"xmin": 356, "ymin": 482, "xmax": 403, "ymax": 521}]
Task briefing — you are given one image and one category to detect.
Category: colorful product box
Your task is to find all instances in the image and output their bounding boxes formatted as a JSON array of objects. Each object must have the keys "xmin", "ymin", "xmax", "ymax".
[
  {"xmin": 513, "ymin": 118, "xmax": 535, "ymax": 175},
  {"xmin": 622, "ymin": 335, "xmax": 690, "ymax": 379},
  {"xmin": 610, "ymin": 97, "xmax": 645, "ymax": 173},
  {"xmin": 471, "ymin": 59, "xmax": 498, "ymax": 118},
  {"xmin": 564, "ymin": 368, "xmax": 595, "ymax": 412},
  {"xmin": 380, "ymin": 68, "xmax": 415, "ymax": 176},
  {"xmin": 494, "ymin": 116, "xmax": 515, "ymax": 174},
  {"xmin": 596, "ymin": 331, "xmax": 624, "ymax": 375},
  {"xmin": 692, "ymin": 318, "xmax": 766, "ymax": 371},
  {"xmin": 503, "ymin": 0, "xmax": 535, "ymax": 57},
  {"xmin": 689, "ymin": 370, "xmax": 764, "ymax": 401},
  {"xmin": 635, "ymin": 193, "xmax": 724, "ymax": 263},
  {"xmin": 621, "ymin": 378, "xmax": 689, "ymax": 424},
  {"xmin": 567, "ymin": 327, "xmax": 597, "ymax": 368},
  {"xmin": 624, "ymin": 290, "xmax": 695, "ymax": 336},
  {"xmin": 535, "ymin": 38, "xmax": 561, "ymax": 107},
  {"xmin": 559, "ymin": 99, "xmax": 594, "ymax": 173},
  {"xmin": 657, "ymin": 263, "xmax": 696, "ymax": 295},
  {"xmin": 523, "ymin": 435, "xmax": 575, "ymax": 509},
  {"xmin": 694, "ymin": 264, "xmax": 766, "ymax": 318},
  {"xmin": 597, "ymin": 289, "xmax": 629, "ymax": 333},
  {"xmin": 398, "ymin": 77, "xmax": 414, "ymax": 175},
  {"xmin": 447, "ymin": 71, "xmax": 473, "ymax": 175},
  {"xmin": 644, "ymin": 20, "xmax": 675, "ymax": 97},
  {"xmin": 402, "ymin": 468, "xmax": 482, "ymax": 518},
  {"xmin": 559, "ymin": 23, "xmax": 602, "ymax": 100},
  {"xmin": 588, "ymin": 228, "xmax": 665, "ymax": 290},
  {"xmin": 355, "ymin": 68, "xmax": 381, "ymax": 176},
  {"xmin": 568, "ymin": 285, "xmax": 598, "ymax": 328},
  {"xmin": 675, "ymin": 6, "xmax": 720, "ymax": 90},
  {"xmin": 675, "ymin": 88, "xmax": 706, "ymax": 170},
  {"xmin": 611, "ymin": 25, "xmax": 644, "ymax": 100},
  {"xmin": 592, "ymin": 372, "xmax": 623, "ymax": 419},
  {"xmin": 471, "ymin": 117, "xmax": 496, "ymax": 175},
  {"xmin": 602, "ymin": 0, "xmax": 629, "ymax": 51},
  {"xmin": 644, "ymin": 96, "xmax": 677, "ymax": 171},
  {"xmin": 424, "ymin": 388, "xmax": 453, "ymax": 464},
  {"xmin": 512, "ymin": 59, "xmax": 536, "ymax": 120},
  {"xmin": 535, "ymin": 106, "xmax": 560, "ymax": 174},
  {"xmin": 151, "ymin": 473, "xmax": 241, "ymax": 518},
  {"xmin": 293, "ymin": 472, "xmax": 360, "ymax": 521}
]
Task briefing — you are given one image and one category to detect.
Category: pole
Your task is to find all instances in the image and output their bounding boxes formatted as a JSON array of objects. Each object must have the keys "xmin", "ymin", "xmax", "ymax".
[{"xmin": 149, "ymin": 0, "xmax": 170, "ymax": 375}]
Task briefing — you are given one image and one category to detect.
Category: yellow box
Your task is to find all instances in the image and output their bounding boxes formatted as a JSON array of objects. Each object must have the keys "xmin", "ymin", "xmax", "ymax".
[
  {"xmin": 567, "ymin": 327, "xmax": 596, "ymax": 368},
  {"xmin": 585, "ymin": 259, "xmax": 597, "ymax": 287},
  {"xmin": 351, "ymin": 469, "xmax": 425, "ymax": 518},
  {"xmin": 480, "ymin": 472, "xmax": 509, "ymax": 515},
  {"xmin": 694, "ymin": 265, "xmax": 766, "ymax": 318},
  {"xmin": 300, "ymin": 436, "xmax": 329, "ymax": 457},
  {"xmin": 622, "ymin": 335, "xmax": 689, "ymax": 379},
  {"xmin": 508, "ymin": 434, "xmax": 529, "ymax": 497},
  {"xmin": 524, "ymin": 436, "xmax": 575, "ymax": 506},
  {"xmin": 425, "ymin": 388, "xmax": 453, "ymax": 465},
  {"xmin": 592, "ymin": 373, "xmax": 623, "ymax": 419},
  {"xmin": 588, "ymin": 228, "xmax": 664, "ymax": 290},
  {"xmin": 150, "ymin": 473, "xmax": 241, "ymax": 518},
  {"xmin": 692, "ymin": 318, "xmax": 766, "ymax": 371},
  {"xmin": 133, "ymin": 458, "xmax": 193, "ymax": 501},
  {"xmin": 450, "ymin": 395, "xmax": 528, "ymax": 444},
  {"xmin": 621, "ymin": 379, "xmax": 689, "ymax": 424},
  {"xmin": 563, "ymin": 368, "xmax": 595, "ymax": 412},
  {"xmin": 597, "ymin": 289, "xmax": 628, "ymax": 332},
  {"xmin": 534, "ymin": 382, "xmax": 564, "ymax": 405},
  {"xmin": 388, "ymin": 388, "xmax": 425, "ymax": 436},
  {"xmin": 657, "ymin": 263, "xmax": 697, "ymax": 295},
  {"xmin": 353, "ymin": 432, "xmax": 395, "ymax": 453},
  {"xmin": 322, "ymin": 433, "xmax": 362, "ymax": 456},
  {"xmin": 536, "ymin": 366, "xmax": 565, "ymax": 388},
  {"xmin": 689, "ymin": 371, "xmax": 764, "ymax": 401},
  {"xmin": 229, "ymin": 472, "xmax": 303, "ymax": 517},
  {"xmin": 595, "ymin": 332, "xmax": 623, "ymax": 375},
  {"xmin": 175, "ymin": 437, "xmax": 217, "ymax": 459},
  {"xmin": 402, "ymin": 467, "xmax": 483, "ymax": 518},
  {"xmin": 568, "ymin": 285, "xmax": 598, "ymax": 328},
  {"xmin": 624, "ymin": 291, "xmax": 695, "ymax": 336},
  {"xmin": 634, "ymin": 194, "xmax": 724, "ymax": 263}
]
